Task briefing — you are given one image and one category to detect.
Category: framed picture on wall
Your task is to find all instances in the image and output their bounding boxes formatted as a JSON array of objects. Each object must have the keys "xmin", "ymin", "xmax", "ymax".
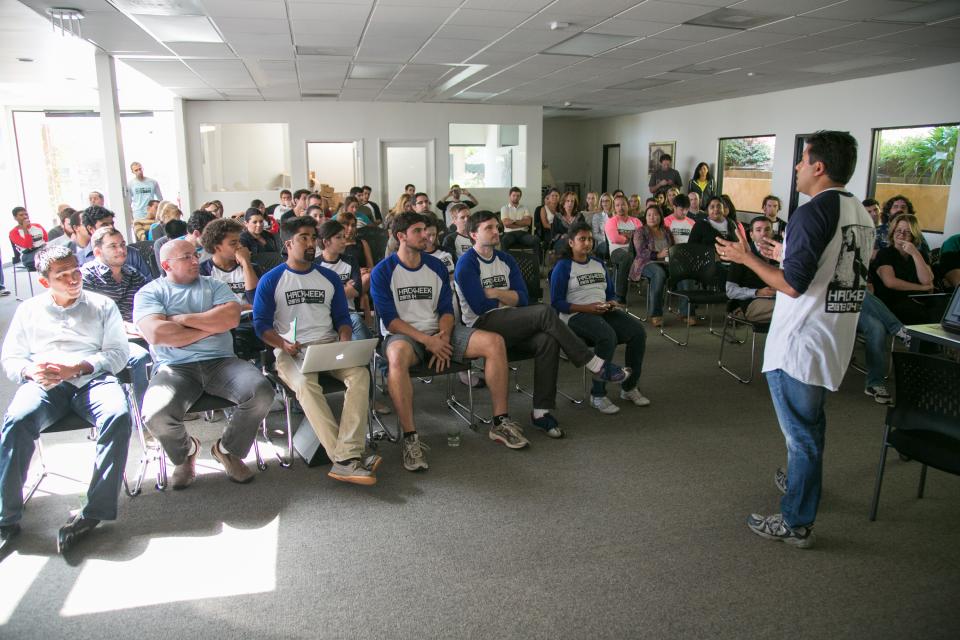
[{"xmin": 648, "ymin": 140, "xmax": 676, "ymax": 176}]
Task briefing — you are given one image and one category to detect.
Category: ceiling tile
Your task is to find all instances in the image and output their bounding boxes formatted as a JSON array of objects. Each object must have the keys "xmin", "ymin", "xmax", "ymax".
[
  {"xmin": 202, "ymin": 0, "xmax": 286, "ymax": 19},
  {"xmin": 168, "ymin": 42, "xmax": 236, "ymax": 58},
  {"xmin": 802, "ymin": 0, "xmax": 926, "ymax": 21},
  {"xmin": 751, "ymin": 16, "xmax": 854, "ymax": 35},
  {"xmin": 587, "ymin": 19, "xmax": 676, "ymax": 37},
  {"xmin": 288, "ymin": 2, "xmax": 372, "ymax": 22},
  {"xmin": 213, "ymin": 17, "xmax": 291, "ymax": 36},
  {"xmin": 447, "ymin": 9, "xmax": 534, "ymax": 28},
  {"xmin": 619, "ymin": 1, "xmax": 718, "ymax": 23}
]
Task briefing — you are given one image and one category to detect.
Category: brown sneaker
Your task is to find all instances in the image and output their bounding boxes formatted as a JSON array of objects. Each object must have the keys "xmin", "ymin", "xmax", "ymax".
[
  {"xmin": 170, "ymin": 436, "xmax": 201, "ymax": 490},
  {"xmin": 211, "ymin": 439, "xmax": 255, "ymax": 484}
]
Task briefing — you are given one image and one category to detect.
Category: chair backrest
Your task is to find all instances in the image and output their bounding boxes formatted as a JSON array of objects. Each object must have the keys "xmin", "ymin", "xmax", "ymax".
[
  {"xmin": 888, "ymin": 352, "xmax": 960, "ymax": 439},
  {"xmin": 357, "ymin": 225, "xmax": 388, "ymax": 266},
  {"xmin": 128, "ymin": 240, "xmax": 160, "ymax": 278},
  {"xmin": 667, "ymin": 243, "xmax": 720, "ymax": 287},
  {"xmin": 251, "ymin": 251, "xmax": 285, "ymax": 273},
  {"xmin": 9, "ymin": 240, "xmax": 22, "ymax": 265},
  {"xmin": 509, "ymin": 249, "xmax": 542, "ymax": 302}
]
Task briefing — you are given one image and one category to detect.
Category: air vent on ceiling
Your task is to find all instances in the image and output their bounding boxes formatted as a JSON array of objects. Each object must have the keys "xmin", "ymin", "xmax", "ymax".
[
  {"xmin": 607, "ymin": 78, "xmax": 679, "ymax": 91},
  {"xmin": 301, "ymin": 92, "xmax": 339, "ymax": 99},
  {"xmin": 671, "ymin": 64, "xmax": 725, "ymax": 76},
  {"xmin": 686, "ymin": 8, "xmax": 785, "ymax": 31},
  {"xmin": 111, "ymin": 0, "xmax": 204, "ymax": 16},
  {"xmin": 296, "ymin": 45, "xmax": 355, "ymax": 57}
]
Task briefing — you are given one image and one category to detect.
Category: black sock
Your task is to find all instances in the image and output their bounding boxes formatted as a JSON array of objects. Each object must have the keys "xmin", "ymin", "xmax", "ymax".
[
  {"xmin": 403, "ymin": 430, "xmax": 418, "ymax": 438},
  {"xmin": 493, "ymin": 414, "xmax": 509, "ymax": 426}
]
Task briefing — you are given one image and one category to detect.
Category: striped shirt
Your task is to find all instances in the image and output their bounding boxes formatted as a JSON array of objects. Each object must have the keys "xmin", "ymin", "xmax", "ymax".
[{"xmin": 80, "ymin": 260, "xmax": 148, "ymax": 322}]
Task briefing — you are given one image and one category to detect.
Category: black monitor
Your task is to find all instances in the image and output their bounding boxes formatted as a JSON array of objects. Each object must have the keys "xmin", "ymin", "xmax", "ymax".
[{"xmin": 942, "ymin": 288, "xmax": 960, "ymax": 333}]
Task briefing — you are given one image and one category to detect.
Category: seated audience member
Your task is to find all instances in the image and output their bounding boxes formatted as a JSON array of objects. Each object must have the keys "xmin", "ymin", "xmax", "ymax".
[
  {"xmin": 424, "ymin": 217, "xmax": 455, "ymax": 277},
  {"xmin": 721, "ymin": 194, "xmax": 747, "ymax": 239},
  {"xmin": 440, "ymin": 203, "xmax": 473, "ymax": 259},
  {"xmin": 629, "ymin": 204, "xmax": 674, "ymax": 327},
  {"xmin": 70, "ymin": 206, "xmax": 153, "ymax": 280},
  {"xmin": 359, "ymin": 186, "xmax": 382, "ymax": 226},
  {"xmin": 582, "ymin": 191, "xmax": 599, "ymax": 216},
  {"xmin": 307, "ymin": 204, "xmax": 326, "ymax": 224},
  {"xmin": 590, "ymin": 192, "xmax": 614, "ymax": 257},
  {"xmin": 47, "ymin": 206, "xmax": 73, "ymax": 244},
  {"xmin": 687, "ymin": 162, "xmax": 716, "ymax": 206},
  {"xmin": 876, "ymin": 194, "xmax": 931, "ymax": 254},
  {"xmin": 436, "ymin": 184, "xmax": 478, "ymax": 224},
  {"xmin": 870, "ymin": 213, "xmax": 938, "ymax": 324},
  {"xmin": 275, "ymin": 189, "xmax": 294, "ymax": 218},
  {"xmin": 500, "ymin": 186, "xmax": 538, "ymax": 252},
  {"xmin": 688, "ymin": 191, "xmax": 703, "ymax": 219},
  {"xmin": 158, "ymin": 209, "xmax": 215, "ymax": 265},
  {"xmin": 342, "ymin": 196, "xmax": 371, "ymax": 227},
  {"xmin": 535, "ymin": 188, "xmax": 560, "ymax": 250},
  {"xmin": 148, "ymin": 203, "xmax": 182, "ymax": 241},
  {"xmin": 250, "ymin": 199, "xmax": 266, "ymax": 215},
  {"xmin": 336, "ymin": 210, "xmax": 374, "ymax": 293},
  {"xmin": 1, "ymin": 245, "xmax": 130, "ymax": 553},
  {"xmin": 552, "ymin": 222, "xmax": 648, "ymax": 415},
  {"xmin": 760, "ymin": 195, "xmax": 787, "ymax": 241},
  {"xmin": 371, "ymin": 213, "xmax": 523, "ymax": 470},
  {"xmin": 290, "ymin": 189, "xmax": 310, "ymax": 219},
  {"xmin": 202, "ymin": 200, "xmax": 224, "ymax": 219},
  {"xmin": 627, "ymin": 194, "xmax": 642, "ymax": 218},
  {"xmin": 455, "ymin": 210, "xmax": 629, "ymax": 437},
  {"xmin": 80, "ymin": 227, "xmax": 152, "ymax": 406},
  {"xmin": 316, "ymin": 218, "xmax": 371, "ymax": 339},
  {"xmin": 725, "ymin": 217, "xmax": 779, "ymax": 323},
  {"xmin": 9, "ymin": 206, "xmax": 47, "ymax": 270},
  {"xmin": 404, "ymin": 184, "xmax": 416, "ymax": 198},
  {"xmin": 649, "ymin": 153, "xmax": 682, "ymax": 196},
  {"xmin": 135, "ymin": 239, "xmax": 274, "ymax": 489},
  {"xmin": 88, "ymin": 191, "xmax": 105, "ymax": 207},
  {"xmin": 253, "ymin": 216, "xmax": 377, "ymax": 485},
  {"xmin": 605, "ymin": 194, "xmax": 640, "ymax": 304},
  {"xmin": 391, "ymin": 193, "xmax": 412, "ymax": 220},
  {"xmin": 240, "ymin": 207, "xmax": 282, "ymax": 254},
  {"xmin": 939, "ymin": 232, "xmax": 960, "ymax": 289},
  {"xmin": 690, "ymin": 196, "xmax": 739, "ymax": 249},
  {"xmin": 153, "ymin": 219, "xmax": 187, "ymax": 268},
  {"xmin": 551, "ymin": 191, "xmax": 585, "ymax": 254},
  {"xmin": 664, "ymin": 193, "xmax": 696, "ymax": 245},
  {"xmin": 857, "ymin": 291, "xmax": 911, "ymax": 404}
]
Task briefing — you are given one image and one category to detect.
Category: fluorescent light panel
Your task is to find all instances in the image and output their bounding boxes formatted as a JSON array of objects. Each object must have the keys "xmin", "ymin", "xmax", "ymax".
[
  {"xmin": 687, "ymin": 9, "xmax": 786, "ymax": 31},
  {"xmin": 544, "ymin": 33, "xmax": 637, "ymax": 57},
  {"xmin": 136, "ymin": 15, "xmax": 223, "ymax": 43}
]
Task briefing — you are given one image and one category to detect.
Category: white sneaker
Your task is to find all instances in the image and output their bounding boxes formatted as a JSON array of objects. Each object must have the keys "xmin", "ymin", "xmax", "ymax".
[
  {"xmin": 589, "ymin": 395, "xmax": 620, "ymax": 414},
  {"xmin": 620, "ymin": 387, "xmax": 651, "ymax": 407}
]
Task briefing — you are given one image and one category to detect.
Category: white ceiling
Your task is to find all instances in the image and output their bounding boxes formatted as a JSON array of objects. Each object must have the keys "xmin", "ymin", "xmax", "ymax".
[{"xmin": 10, "ymin": 0, "xmax": 960, "ymax": 118}]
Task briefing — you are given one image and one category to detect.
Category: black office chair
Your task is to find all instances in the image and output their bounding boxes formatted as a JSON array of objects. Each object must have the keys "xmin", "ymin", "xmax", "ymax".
[
  {"xmin": 869, "ymin": 352, "xmax": 960, "ymax": 521},
  {"xmin": 509, "ymin": 250, "xmax": 542, "ymax": 303},
  {"xmin": 661, "ymin": 244, "xmax": 727, "ymax": 346},
  {"xmin": 128, "ymin": 240, "xmax": 160, "ymax": 279},
  {"xmin": 717, "ymin": 301, "xmax": 770, "ymax": 384},
  {"xmin": 251, "ymin": 251, "xmax": 285, "ymax": 273},
  {"xmin": 9, "ymin": 241, "xmax": 36, "ymax": 301},
  {"xmin": 357, "ymin": 226, "xmax": 388, "ymax": 267}
]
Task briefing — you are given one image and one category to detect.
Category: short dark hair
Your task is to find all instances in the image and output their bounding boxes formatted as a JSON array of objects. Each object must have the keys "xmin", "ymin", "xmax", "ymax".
[
  {"xmin": 466, "ymin": 210, "xmax": 498, "ymax": 235},
  {"xmin": 200, "ymin": 218, "xmax": 244, "ymax": 254},
  {"xmin": 448, "ymin": 202, "xmax": 470, "ymax": 219},
  {"xmin": 187, "ymin": 210, "xmax": 215, "ymax": 235},
  {"xmin": 349, "ymin": 186, "xmax": 363, "ymax": 197},
  {"xmin": 165, "ymin": 219, "xmax": 188, "ymax": 238},
  {"xmin": 804, "ymin": 130, "xmax": 857, "ymax": 185},
  {"xmin": 423, "ymin": 216, "xmax": 443, "ymax": 233},
  {"xmin": 293, "ymin": 188, "xmax": 311, "ymax": 201},
  {"xmin": 81, "ymin": 205, "xmax": 115, "ymax": 231},
  {"xmin": 559, "ymin": 221, "xmax": 594, "ymax": 259},
  {"xmin": 244, "ymin": 207, "xmax": 264, "ymax": 221},
  {"xmin": 405, "ymin": 183, "xmax": 415, "ymax": 190},
  {"xmin": 317, "ymin": 219, "xmax": 345, "ymax": 245},
  {"xmin": 673, "ymin": 193, "xmax": 690, "ymax": 209},
  {"xmin": 704, "ymin": 195, "xmax": 724, "ymax": 212},
  {"xmin": 509, "ymin": 186, "xmax": 522, "ymax": 195},
  {"xmin": 751, "ymin": 216, "xmax": 772, "ymax": 231},
  {"xmin": 413, "ymin": 192, "xmax": 429, "ymax": 202},
  {"xmin": 12, "ymin": 206, "xmax": 26, "ymax": 217},
  {"xmin": 306, "ymin": 204, "xmax": 324, "ymax": 216},
  {"xmin": 762, "ymin": 195, "xmax": 782, "ymax": 210},
  {"xmin": 92, "ymin": 225, "xmax": 123, "ymax": 249},
  {"xmin": 58, "ymin": 207, "xmax": 76, "ymax": 224},
  {"xmin": 35, "ymin": 244, "xmax": 76, "ymax": 277},
  {"xmin": 250, "ymin": 198, "xmax": 265, "ymax": 209},
  {"xmin": 659, "ymin": 154, "xmax": 672, "ymax": 163},
  {"xmin": 862, "ymin": 198, "xmax": 879, "ymax": 208},
  {"xmin": 280, "ymin": 215, "xmax": 317, "ymax": 243},
  {"xmin": 68, "ymin": 209, "xmax": 83, "ymax": 230},
  {"xmin": 362, "ymin": 185, "xmax": 372, "ymax": 192},
  {"xmin": 390, "ymin": 212, "xmax": 428, "ymax": 242},
  {"xmin": 280, "ymin": 189, "xmax": 292, "ymax": 198},
  {"xmin": 307, "ymin": 193, "xmax": 322, "ymax": 202},
  {"xmin": 147, "ymin": 199, "xmax": 160, "ymax": 208}
]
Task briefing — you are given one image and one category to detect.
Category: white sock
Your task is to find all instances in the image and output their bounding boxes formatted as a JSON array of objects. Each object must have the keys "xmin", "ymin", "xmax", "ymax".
[
  {"xmin": 586, "ymin": 356, "xmax": 604, "ymax": 373},
  {"xmin": 532, "ymin": 409, "xmax": 549, "ymax": 419},
  {"xmin": 218, "ymin": 440, "xmax": 230, "ymax": 456}
]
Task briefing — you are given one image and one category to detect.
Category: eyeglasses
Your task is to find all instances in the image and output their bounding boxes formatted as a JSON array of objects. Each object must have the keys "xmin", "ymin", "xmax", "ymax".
[{"xmin": 168, "ymin": 253, "xmax": 200, "ymax": 262}]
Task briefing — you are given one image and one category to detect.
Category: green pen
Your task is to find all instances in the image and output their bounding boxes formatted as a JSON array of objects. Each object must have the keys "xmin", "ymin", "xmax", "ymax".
[{"xmin": 291, "ymin": 317, "xmax": 297, "ymax": 343}]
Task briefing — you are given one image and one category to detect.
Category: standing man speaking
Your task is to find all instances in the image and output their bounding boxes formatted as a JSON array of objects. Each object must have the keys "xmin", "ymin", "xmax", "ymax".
[{"xmin": 717, "ymin": 131, "xmax": 874, "ymax": 549}]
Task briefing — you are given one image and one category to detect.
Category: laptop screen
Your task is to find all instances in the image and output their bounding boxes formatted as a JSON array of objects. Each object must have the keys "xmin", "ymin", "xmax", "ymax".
[{"xmin": 942, "ymin": 288, "xmax": 960, "ymax": 333}]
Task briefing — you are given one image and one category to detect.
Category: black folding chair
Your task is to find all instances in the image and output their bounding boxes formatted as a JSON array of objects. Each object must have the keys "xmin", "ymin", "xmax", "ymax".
[
  {"xmin": 717, "ymin": 301, "xmax": 770, "ymax": 384},
  {"xmin": 357, "ymin": 226, "xmax": 388, "ymax": 267},
  {"xmin": 251, "ymin": 251, "xmax": 285, "ymax": 273},
  {"xmin": 128, "ymin": 240, "xmax": 160, "ymax": 279},
  {"xmin": 869, "ymin": 352, "xmax": 960, "ymax": 521},
  {"xmin": 508, "ymin": 250, "xmax": 542, "ymax": 303},
  {"xmin": 9, "ymin": 241, "xmax": 36, "ymax": 301},
  {"xmin": 660, "ymin": 244, "xmax": 727, "ymax": 346}
]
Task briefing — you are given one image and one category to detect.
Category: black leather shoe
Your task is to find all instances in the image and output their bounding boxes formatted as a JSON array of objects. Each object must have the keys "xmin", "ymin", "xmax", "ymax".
[
  {"xmin": 57, "ymin": 516, "xmax": 99, "ymax": 555},
  {"xmin": 0, "ymin": 523, "xmax": 21, "ymax": 555}
]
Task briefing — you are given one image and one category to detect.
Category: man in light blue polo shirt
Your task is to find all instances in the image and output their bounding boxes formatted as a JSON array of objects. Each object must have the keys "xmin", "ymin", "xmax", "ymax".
[
  {"xmin": 128, "ymin": 162, "xmax": 162, "ymax": 219},
  {"xmin": 134, "ymin": 239, "xmax": 274, "ymax": 490}
]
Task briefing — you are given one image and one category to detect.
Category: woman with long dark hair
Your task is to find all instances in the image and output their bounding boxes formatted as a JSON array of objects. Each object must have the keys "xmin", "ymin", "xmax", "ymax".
[
  {"xmin": 551, "ymin": 191, "xmax": 584, "ymax": 253},
  {"xmin": 687, "ymin": 162, "xmax": 715, "ymax": 204},
  {"xmin": 629, "ymin": 204, "xmax": 674, "ymax": 327}
]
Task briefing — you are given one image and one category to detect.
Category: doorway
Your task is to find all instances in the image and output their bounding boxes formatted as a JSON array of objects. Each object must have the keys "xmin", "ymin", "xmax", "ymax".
[
  {"xmin": 602, "ymin": 144, "xmax": 620, "ymax": 193},
  {"xmin": 379, "ymin": 139, "xmax": 435, "ymax": 212}
]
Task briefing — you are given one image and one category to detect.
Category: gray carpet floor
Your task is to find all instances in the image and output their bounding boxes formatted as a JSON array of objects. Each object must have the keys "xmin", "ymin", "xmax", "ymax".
[{"xmin": 0, "ymin": 267, "xmax": 958, "ymax": 640}]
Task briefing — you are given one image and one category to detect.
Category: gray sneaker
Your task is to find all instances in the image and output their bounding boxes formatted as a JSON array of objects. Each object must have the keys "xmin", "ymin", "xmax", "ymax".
[
  {"xmin": 746, "ymin": 513, "xmax": 814, "ymax": 549},
  {"xmin": 489, "ymin": 417, "xmax": 530, "ymax": 449},
  {"xmin": 401, "ymin": 433, "xmax": 429, "ymax": 471},
  {"xmin": 329, "ymin": 459, "xmax": 377, "ymax": 486},
  {"xmin": 775, "ymin": 467, "xmax": 787, "ymax": 495}
]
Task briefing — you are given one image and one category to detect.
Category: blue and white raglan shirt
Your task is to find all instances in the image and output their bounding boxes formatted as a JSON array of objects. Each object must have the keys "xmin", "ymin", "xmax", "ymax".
[
  {"xmin": 318, "ymin": 255, "xmax": 362, "ymax": 312},
  {"xmin": 549, "ymin": 257, "xmax": 615, "ymax": 323},
  {"xmin": 428, "ymin": 249, "xmax": 455, "ymax": 277},
  {"xmin": 762, "ymin": 188, "xmax": 875, "ymax": 391},
  {"xmin": 200, "ymin": 259, "xmax": 260, "ymax": 304},
  {"xmin": 453, "ymin": 248, "xmax": 528, "ymax": 327},
  {"xmin": 370, "ymin": 253, "xmax": 453, "ymax": 336},
  {"xmin": 253, "ymin": 264, "xmax": 350, "ymax": 345}
]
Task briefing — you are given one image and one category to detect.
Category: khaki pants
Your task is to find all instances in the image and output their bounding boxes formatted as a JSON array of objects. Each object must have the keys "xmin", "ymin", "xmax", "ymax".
[
  {"xmin": 744, "ymin": 298, "xmax": 775, "ymax": 323},
  {"xmin": 275, "ymin": 351, "xmax": 370, "ymax": 462}
]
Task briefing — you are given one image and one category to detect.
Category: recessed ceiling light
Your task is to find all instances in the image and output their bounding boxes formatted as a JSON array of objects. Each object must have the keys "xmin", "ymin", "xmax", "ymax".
[
  {"xmin": 17, "ymin": 57, "xmax": 34, "ymax": 63},
  {"xmin": 544, "ymin": 33, "xmax": 636, "ymax": 57},
  {"xmin": 686, "ymin": 8, "xmax": 785, "ymax": 31},
  {"xmin": 349, "ymin": 64, "xmax": 400, "ymax": 80},
  {"xmin": 549, "ymin": 21, "xmax": 571, "ymax": 31},
  {"xmin": 746, "ymin": 71, "xmax": 756, "ymax": 77},
  {"xmin": 136, "ymin": 15, "xmax": 223, "ymax": 43}
]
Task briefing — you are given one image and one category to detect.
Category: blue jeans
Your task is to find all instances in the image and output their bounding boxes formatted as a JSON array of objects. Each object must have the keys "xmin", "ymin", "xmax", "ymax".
[
  {"xmin": 857, "ymin": 292, "xmax": 902, "ymax": 388},
  {"xmin": 765, "ymin": 369, "xmax": 827, "ymax": 529},
  {"xmin": 567, "ymin": 309, "xmax": 645, "ymax": 396},
  {"xmin": 0, "ymin": 375, "xmax": 131, "ymax": 525},
  {"xmin": 351, "ymin": 312, "xmax": 372, "ymax": 340},
  {"xmin": 641, "ymin": 262, "xmax": 667, "ymax": 317}
]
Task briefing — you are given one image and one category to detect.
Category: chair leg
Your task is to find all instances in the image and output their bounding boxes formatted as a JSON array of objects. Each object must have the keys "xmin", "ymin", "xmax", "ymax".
[
  {"xmin": 917, "ymin": 464, "xmax": 928, "ymax": 499},
  {"xmin": 660, "ymin": 292, "xmax": 691, "ymax": 346},
  {"xmin": 869, "ymin": 428, "xmax": 892, "ymax": 521},
  {"xmin": 718, "ymin": 315, "xmax": 758, "ymax": 384},
  {"xmin": 22, "ymin": 441, "xmax": 49, "ymax": 505},
  {"xmin": 446, "ymin": 369, "xmax": 482, "ymax": 429}
]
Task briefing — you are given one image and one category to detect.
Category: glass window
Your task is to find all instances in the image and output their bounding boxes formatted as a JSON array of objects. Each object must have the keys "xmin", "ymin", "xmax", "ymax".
[
  {"xmin": 717, "ymin": 135, "xmax": 776, "ymax": 214},
  {"xmin": 869, "ymin": 124, "xmax": 957, "ymax": 233},
  {"xmin": 306, "ymin": 141, "xmax": 360, "ymax": 193},
  {"xmin": 200, "ymin": 123, "xmax": 291, "ymax": 192},
  {"xmin": 448, "ymin": 124, "xmax": 526, "ymax": 189}
]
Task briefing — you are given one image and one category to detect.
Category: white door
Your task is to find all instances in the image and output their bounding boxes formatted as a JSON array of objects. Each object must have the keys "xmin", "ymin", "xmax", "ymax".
[{"xmin": 380, "ymin": 139, "xmax": 435, "ymax": 215}]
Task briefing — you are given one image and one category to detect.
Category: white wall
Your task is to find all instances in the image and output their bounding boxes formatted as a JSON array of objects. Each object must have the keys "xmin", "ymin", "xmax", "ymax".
[
  {"xmin": 544, "ymin": 62, "xmax": 960, "ymax": 246},
  {"xmin": 183, "ymin": 100, "xmax": 543, "ymax": 216}
]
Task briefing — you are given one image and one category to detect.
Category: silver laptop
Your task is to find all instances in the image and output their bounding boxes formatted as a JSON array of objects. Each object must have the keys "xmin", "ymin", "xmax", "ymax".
[{"xmin": 300, "ymin": 338, "xmax": 378, "ymax": 373}]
